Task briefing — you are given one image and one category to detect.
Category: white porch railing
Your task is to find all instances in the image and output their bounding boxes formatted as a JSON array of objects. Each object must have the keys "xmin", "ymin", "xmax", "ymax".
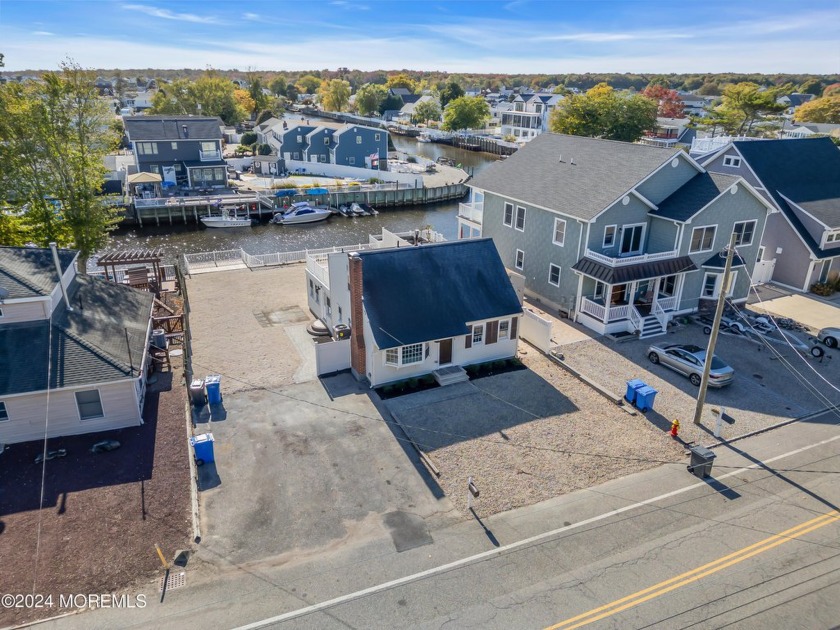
[
  {"xmin": 657, "ymin": 295, "xmax": 678, "ymax": 311},
  {"xmin": 199, "ymin": 149, "xmax": 222, "ymax": 161},
  {"xmin": 653, "ymin": 300, "xmax": 668, "ymax": 329},
  {"xmin": 306, "ymin": 255, "xmax": 330, "ymax": 287},
  {"xmin": 183, "ymin": 242, "xmax": 374, "ymax": 275},
  {"xmin": 608, "ymin": 304, "xmax": 629, "ymax": 320},
  {"xmin": 458, "ymin": 201, "xmax": 484, "ymax": 225},
  {"xmin": 629, "ymin": 305, "xmax": 642, "ymax": 332},
  {"xmin": 580, "ymin": 297, "xmax": 606, "ymax": 321},
  {"xmin": 584, "ymin": 248, "xmax": 678, "ymax": 268}
]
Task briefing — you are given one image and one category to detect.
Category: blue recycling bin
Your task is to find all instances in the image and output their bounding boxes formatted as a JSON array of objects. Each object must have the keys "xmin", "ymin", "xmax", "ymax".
[
  {"xmin": 635, "ymin": 386, "xmax": 658, "ymax": 412},
  {"xmin": 205, "ymin": 374, "xmax": 222, "ymax": 405},
  {"xmin": 625, "ymin": 379, "xmax": 646, "ymax": 404},
  {"xmin": 190, "ymin": 433, "xmax": 215, "ymax": 465}
]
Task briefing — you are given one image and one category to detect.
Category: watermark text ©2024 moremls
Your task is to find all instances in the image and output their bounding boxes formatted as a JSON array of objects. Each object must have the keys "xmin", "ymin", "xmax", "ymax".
[{"xmin": 1, "ymin": 593, "xmax": 147, "ymax": 610}]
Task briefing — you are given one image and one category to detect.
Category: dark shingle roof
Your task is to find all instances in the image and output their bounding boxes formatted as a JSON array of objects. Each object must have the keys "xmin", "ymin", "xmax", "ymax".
[
  {"xmin": 651, "ymin": 172, "xmax": 739, "ymax": 222},
  {"xmin": 469, "ymin": 133, "xmax": 681, "ymax": 221},
  {"xmin": 0, "ymin": 247, "xmax": 77, "ymax": 299},
  {"xmin": 0, "ymin": 276, "xmax": 153, "ymax": 396},
  {"xmin": 571, "ymin": 255, "xmax": 697, "ymax": 284},
  {"xmin": 358, "ymin": 239, "xmax": 522, "ymax": 350},
  {"xmin": 731, "ymin": 138, "xmax": 840, "ymax": 255},
  {"xmin": 124, "ymin": 116, "xmax": 223, "ymax": 141},
  {"xmin": 702, "ymin": 252, "xmax": 746, "ymax": 268}
]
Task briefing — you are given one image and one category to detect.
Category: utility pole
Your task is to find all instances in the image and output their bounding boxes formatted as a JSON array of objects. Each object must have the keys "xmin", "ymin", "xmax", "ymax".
[{"xmin": 693, "ymin": 232, "xmax": 738, "ymax": 425}]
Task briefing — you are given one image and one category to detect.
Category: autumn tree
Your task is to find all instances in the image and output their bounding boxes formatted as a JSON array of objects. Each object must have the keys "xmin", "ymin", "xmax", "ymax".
[
  {"xmin": 295, "ymin": 74, "xmax": 321, "ymax": 95},
  {"xmin": 714, "ymin": 82, "xmax": 785, "ymax": 135},
  {"xmin": 233, "ymin": 89, "xmax": 256, "ymax": 119},
  {"xmin": 149, "ymin": 75, "xmax": 247, "ymax": 124},
  {"xmin": 548, "ymin": 83, "xmax": 657, "ymax": 142},
  {"xmin": 438, "ymin": 81, "xmax": 464, "ymax": 108},
  {"xmin": 317, "ymin": 79, "xmax": 351, "ymax": 112},
  {"xmin": 797, "ymin": 78, "xmax": 824, "ymax": 96},
  {"xmin": 385, "ymin": 73, "xmax": 417, "ymax": 93},
  {"xmin": 795, "ymin": 96, "xmax": 840, "ymax": 124},
  {"xmin": 442, "ymin": 96, "xmax": 490, "ymax": 131},
  {"xmin": 412, "ymin": 99, "xmax": 442, "ymax": 125},
  {"xmin": 642, "ymin": 84, "xmax": 685, "ymax": 118},
  {"xmin": 0, "ymin": 61, "xmax": 121, "ymax": 269},
  {"xmin": 354, "ymin": 83, "xmax": 387, "ymax": 116},
  {"xmin": 823, "ymin": 83, "xmax": 840, "ymax": 98}
]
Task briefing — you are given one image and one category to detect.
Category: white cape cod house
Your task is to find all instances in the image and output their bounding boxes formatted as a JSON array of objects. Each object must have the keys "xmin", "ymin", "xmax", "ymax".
[
  {"xmin": 459, "ymin": 133, "xmax": 774, "ymax": 338},
  {"xmin": 0, "ymin": 247, "xmax": 154, "ymax": 445}
]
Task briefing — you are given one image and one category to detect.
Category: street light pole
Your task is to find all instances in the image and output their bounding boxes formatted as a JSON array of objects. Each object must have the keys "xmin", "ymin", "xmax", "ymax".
[{"xmin": 693, "ymin": 232, "xmax": 738, "ymax": 425}]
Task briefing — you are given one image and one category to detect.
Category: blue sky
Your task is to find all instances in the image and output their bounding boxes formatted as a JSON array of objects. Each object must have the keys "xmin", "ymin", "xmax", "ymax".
[{"xmin": 1, "ymin": 0, "xmax": 838, "ymax": 74}]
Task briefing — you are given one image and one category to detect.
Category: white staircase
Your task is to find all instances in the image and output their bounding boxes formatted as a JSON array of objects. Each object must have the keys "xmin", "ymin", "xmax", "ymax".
[
  {"xmin": 638, "ymin": 314, "xmax": 666, "ymax": 339},
  {"xmin": 433, "ymin": 365, "xmax": 469, "ymax": 386}
]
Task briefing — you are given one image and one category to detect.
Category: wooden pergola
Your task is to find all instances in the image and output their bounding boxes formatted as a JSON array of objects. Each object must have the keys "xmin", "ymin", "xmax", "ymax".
[{"xmin": 97, "ymin": 249, "xmax": 165, "ymax": 286}]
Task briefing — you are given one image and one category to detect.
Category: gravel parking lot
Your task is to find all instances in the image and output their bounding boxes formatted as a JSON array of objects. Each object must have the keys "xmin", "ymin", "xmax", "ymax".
[{"xmin": 559, "ymin": 320, "xmax": 840, "ymax": 445}]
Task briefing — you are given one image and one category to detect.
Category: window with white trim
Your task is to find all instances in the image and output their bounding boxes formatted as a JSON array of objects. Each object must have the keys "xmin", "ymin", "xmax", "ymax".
[
  {"xmin": 503, "ymin": 202, "xmax": 513, "ymax": 227},
  {"xmin": 473, "ymin": 324, "xmax": 484, "ymax": 345},
  {"xmin": 553, "ymin": 218, "xmax": 566, "ymax": 246},
  {"xmin": 356, "ymin": 135, "xmax": 362, "ymax": 144},
  {"xmin": 603, "ymin": 225, "xmax": 617, "ymax": 249},
  {"xmin": 136, "ymin": 142, "xmax": 158, "ymax": 155},
  {"xmin": 515, "ymin": 249, "xmax": 524, "ymax": 270},
  {"xmin": 515, "ymin": 206, "xmax": 526, "ymax": 231},
  {"xmin": 499, "ymin": 320, "xmax": 509, "ymax": 339},
  {"xmin": 0, "ymin": 401, "xmax": 8, "ymax": 422},
  {"xmin": 732, "ymin": 220, "xmax": 756, "ymax": 246},
  {"xmin": 548, "ymin": 264, "xmax": 560, "ymax": 286},
  {"xmin": 702, "ymin": 271, "xmax": 738, "ymax": 298},
  {"xmin": 326, "ymin": 297, "xmax": 332, "ymax": 317},
  {"xmin": 171, "ymin": 142, "xmax": 178, "ymax": 150},
  {"xmin": 594, "ymin": 281, "xmax": 605, "ymax": 299},
  {"xmin": 374, "ymin": 133, "xmax": 381, "ymax": 141},
  {"xmin": 349, "ymin": 157, "xmax": 355, "ymax": 165},
  {"xmin": 723, "ymin": 155, "xmax": 741, "ymax": 168},
  {"xmin": 297, "ymin": 135, "xmax": 303, "ymax": 143},
  {"xmin": 385, "ymin": 343, "xmax": 425, "ymax": 367},
  {"xmin": 324, "ymin": 137, "xmax": 330, "ymax": 145},
  {"xmin": 293, "ymin": 152, "xmax": 300, "ymax": 160},
  {"xmin": 75, "ymin": 390, "xmax": 104, "ymax": 420},
  {"xmin": 690, "ymin": 226, "xmax": 716, "ymax": 253},
  {"xmin": 826, "ymin": 230, "xmax": 840, "ymax": 243}
]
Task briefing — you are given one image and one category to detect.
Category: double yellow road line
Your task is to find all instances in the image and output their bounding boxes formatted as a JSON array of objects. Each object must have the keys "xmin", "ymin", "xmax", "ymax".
[{"xmin": 547, "ymin": 510, "xmax": 840, "ymax": 630}]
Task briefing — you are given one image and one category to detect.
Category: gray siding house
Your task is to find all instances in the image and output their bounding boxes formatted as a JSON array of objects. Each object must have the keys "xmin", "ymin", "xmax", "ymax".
[
  {"xmin": 274, "ymin": 123, "xmax": 388, "ymax": 171},
  {"xmin": 0, "ymin": 247, "xmax": 154, "ymax": 445},
  {"xmin": 123, "ymin": 116, "xmax": 227, "ymax": 188},
  {"xmin": 332, "ymin": 125, "xmax": 388, "ymax": 169},
  {"xmin": 703, "ymin": 138, "xmax": 840, "ymax": 291},
  {"xmin": 460, "ymin": 133, "xmax": 773, "ymax": 337}
]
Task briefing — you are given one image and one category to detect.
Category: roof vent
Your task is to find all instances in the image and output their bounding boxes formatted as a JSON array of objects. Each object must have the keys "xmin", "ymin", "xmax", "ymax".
[
  {"xmin": 182, "ymin": 124, "xmax": 189, "ymax": 138},
  {"xmin": 558, "ymin": 154, "xmax": 563, "ymax": 163},
  {"xmin": 570, "ymin": 157, "xmax": 575, "ymax": 165}
]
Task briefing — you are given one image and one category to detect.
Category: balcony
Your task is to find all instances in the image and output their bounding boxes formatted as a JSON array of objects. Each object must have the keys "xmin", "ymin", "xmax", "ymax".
[
  {"xmin": 199, "ymin": 148, "xmax": 222, "ymax": 161},
  {"xmin": 306, "ymin": 254, "xmax": 330, "ymax": 288},
  {"xmin": 584, "ymin": 248, "xmax": 678, "ymax": 268},
  {"xmin": 458, "ymin": 201, "xmax": 483, "ymax": 226}
]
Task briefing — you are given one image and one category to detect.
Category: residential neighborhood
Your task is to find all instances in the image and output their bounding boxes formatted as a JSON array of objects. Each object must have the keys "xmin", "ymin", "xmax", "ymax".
[{"xmin": 1, "ymin": 2, "xmax": 840, "ymax": 628}]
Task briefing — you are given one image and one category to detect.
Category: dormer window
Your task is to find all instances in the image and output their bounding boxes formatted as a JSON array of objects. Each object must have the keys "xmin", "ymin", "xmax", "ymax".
[
  {"xmin": 826, "ymin": 230, "xmax": 840, "ymax": 244},
  {"xmin": 723, "ymin": 155, "xmax": 741, "ymax": 168}
]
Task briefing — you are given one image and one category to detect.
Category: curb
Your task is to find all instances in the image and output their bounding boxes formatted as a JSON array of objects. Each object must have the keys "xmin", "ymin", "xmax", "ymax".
[
  {"xmin": 703, "ymin": 404, "xmax": 840, "ymax": 449},
  {"xmin": 185, "ymin": 400, "xmax": 202, "ymax": 544}
]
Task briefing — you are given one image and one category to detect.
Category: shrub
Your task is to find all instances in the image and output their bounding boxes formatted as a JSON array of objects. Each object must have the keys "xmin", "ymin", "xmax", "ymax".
[
  {"xmin": 408, "ymin": 378, "xmax": 418, "ymax": 389},
  {"xmin": 810, "ymin": 282, "xmax": 835, "ymax": 296},
  {"xmin": 368, "ymin": 177, "xmax": 385, "ymax": 184},
  {"xmin": 493, "ymin": 360, "xmax": 506, "ymax": 370},
  {"xmin": 240, "ymin": 131, "xmax": 258, "ymax": 146},
  {"xmin": 257, "ymin": 143, "xmax": 273, "ymax": 155}
]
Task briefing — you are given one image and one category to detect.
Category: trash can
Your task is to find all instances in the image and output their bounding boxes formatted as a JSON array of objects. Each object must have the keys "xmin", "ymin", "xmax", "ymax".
[
  {"xmin": 688, "ymin": 445, "xmax": 716, "ymax": 478},
  {"xmin": 151, "ymin": 328, "xmax": 167, "ymax": 350},
  {"xmin": 625, "ymin": 379, "xmax": 646, "ymax": 405},
  {"xmin": 634, "ymin": 386, "xmax": 658, "ymax": 412},
  {"xmin": 189, "ymin": 379, "xmax": 206, "ymax": 406},
  {"xmin": 205, "ymin": 374, "xmax": 222, "ymax": 405},
  {"xmin": 190, "ymin": 433, "xmax": 215, "ymax": 465}
]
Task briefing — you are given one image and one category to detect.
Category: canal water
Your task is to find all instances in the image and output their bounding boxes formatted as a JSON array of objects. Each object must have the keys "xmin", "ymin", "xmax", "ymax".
[{"xmin": 104, "ymin": 134, "xmax": 498, "ymax": 261}]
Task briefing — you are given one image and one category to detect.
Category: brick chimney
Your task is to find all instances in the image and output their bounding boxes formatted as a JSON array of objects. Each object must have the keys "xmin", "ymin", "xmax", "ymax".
[{"xmin": 348, "ymin": 253, "xmax": 366, "ymax": 381}]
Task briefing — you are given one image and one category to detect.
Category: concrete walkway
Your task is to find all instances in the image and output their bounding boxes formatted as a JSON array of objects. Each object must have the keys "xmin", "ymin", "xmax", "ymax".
[{"xmin": 748, "ymin": 284, "xmax": 840, "ymax": 331}]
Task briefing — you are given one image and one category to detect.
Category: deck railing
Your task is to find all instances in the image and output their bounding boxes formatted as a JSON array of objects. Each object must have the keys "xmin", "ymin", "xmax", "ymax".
[
  {"xmin": 580, "ymin": 297, "xmax": 606, "ymax": 321},
  {"xmin": 183, "ymin": 242, "xmax": 373, "ymax": 275},
  {"xmin": 584, "ymin": 248, "xmax": 678, "ymax": 268},
  {"xmin": 458, "ymin": 202, "xmax": 484, "ymax": 225}
]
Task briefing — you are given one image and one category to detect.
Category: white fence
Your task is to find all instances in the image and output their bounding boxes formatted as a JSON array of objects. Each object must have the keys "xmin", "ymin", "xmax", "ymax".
[
  {"xmin": 283, "ymin": 159, "xmax": 424, "ymax": 187},
  {"xmin": 519, "ymin": 309, "xmax": 553, "ymax": 353},
  {"xmin": 315, "ymin": 339, "xmax": 351, "ymax": 376},
  {"xmin": 183, "ymin": 242, "xmax": 372, "ymax": 275}
]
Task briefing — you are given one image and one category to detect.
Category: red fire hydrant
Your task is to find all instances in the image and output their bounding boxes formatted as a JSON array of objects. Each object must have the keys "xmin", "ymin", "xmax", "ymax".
[{"xmin": 670, "ymin": 419, "xmax": 680, "ymax": 438}]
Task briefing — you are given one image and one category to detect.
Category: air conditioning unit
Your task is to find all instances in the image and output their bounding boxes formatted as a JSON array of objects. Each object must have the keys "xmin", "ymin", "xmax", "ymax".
[{"xmin": 333, "ymin": 324, "xmax": 350, "ymax": 340}]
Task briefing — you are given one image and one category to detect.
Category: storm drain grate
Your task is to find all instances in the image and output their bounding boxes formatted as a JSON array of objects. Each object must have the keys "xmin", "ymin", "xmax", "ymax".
[{"xmin": 159, "ymin": 571, "xmax": 186, "ymax": 592}]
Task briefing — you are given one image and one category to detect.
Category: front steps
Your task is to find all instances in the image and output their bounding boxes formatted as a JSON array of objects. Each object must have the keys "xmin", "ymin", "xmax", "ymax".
[{"xmin": 433, "ymin": 365, "xmax": 469, "ymax": 386}]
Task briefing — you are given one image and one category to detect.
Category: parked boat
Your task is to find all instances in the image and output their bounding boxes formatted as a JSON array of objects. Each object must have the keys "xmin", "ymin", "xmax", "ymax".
[
  {"xmin": 417, "ymin": 132, "xmax": 433, "ymax": 143},
  {"xmin": 200, "ymin": 209, "xmax": 254, "ymax": 228},
  {"xmin": 272, "ymin": 202, "xmax": 332, "ymax": 225},
  {"xmin": 338, "ymin": 204, "xmax": 354, "ymax": 217},
  {"xmin": 358, "ymin": 203, "xmax": 378, "ymax": 215},
  {"xmin": 350, "ymin": 202, "xmax": 366, "ymax": 216}
]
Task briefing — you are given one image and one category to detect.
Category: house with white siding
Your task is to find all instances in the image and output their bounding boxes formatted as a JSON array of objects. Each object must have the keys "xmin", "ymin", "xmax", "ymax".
[{"xmin": 0, "ymin": 247, "xmax": 154, "ymax": 445}]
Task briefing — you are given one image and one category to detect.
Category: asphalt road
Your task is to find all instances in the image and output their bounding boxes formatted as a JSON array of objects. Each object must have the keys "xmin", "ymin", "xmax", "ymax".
[{"xmin": 32, "ymin": 413, "xmax": 840, "ymax": 630}]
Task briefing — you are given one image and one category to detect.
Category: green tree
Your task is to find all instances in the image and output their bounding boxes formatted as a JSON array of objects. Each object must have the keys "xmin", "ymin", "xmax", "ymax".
[
  {"xmin": 240, "ymin": 131, "xmax": 258, "ymax": 146},
  {"xmin": 269, "ymin": 76, "xmax": 287, "ymax": 97},
  {"xmin": 714, "ymin": 82, "xmax": 785, "ymax": 135},
  {"xmin": 797, "ymin": 78, "xmax": 824, "ymax": 96},
  {"xmin": 548, "ymin": 83, "xmax": 657, "ymax": 142},
  {"xmin": 150, "ymin": 75, "xmax": 247, "ymax": 124},
  {"xmin": 354, "ymin": 83, "xmax": 387, "ymax": 116},
  {"xmin": 295, "ymin": 74, "xmax": 321, "ymax": 95},
  {"xmin": 0, "ymin": 213, "xmax": 28, "ymax": 246},
  {"xmin": 442, "ymin": 96, "xmax": 490, "ymax": 131},
  {"xmin": 0, "ymin": 61, "xmax": 121, "ymax": 270},
  {"xmin": 412, "ymin": 99, "xmax": 442, "ymax": 124},
  {"xmin": 317, "ymin": 79, "xmax": 351, "ymax": 112},
  {"xmin": 284, "ymin": 83, "xmax": 300, "ymax": 103},
  {"xmin": 794, "ymin": 96, "xmax": 840, "ymax": 123},
  {"xmin": 438, "ymin": 81, "xmax": 464, "ymax": 108},
  {"xmin": 385, "ymin": 73, "xmax": 417, "ymax": 93},
  {"xmin": 378, "ymin": 93, "xmax": 404, "ymax": 115},
  {"xmin": 697, "ymin": 82, "xmax": 721, "ymax": 96},
  {"xmin": 255, "ymin": 109, "xmax": 275, "ymax": 125},
  {"xmin": 247, "ymin": 75, "xmax": 270, "ymax": 115}
]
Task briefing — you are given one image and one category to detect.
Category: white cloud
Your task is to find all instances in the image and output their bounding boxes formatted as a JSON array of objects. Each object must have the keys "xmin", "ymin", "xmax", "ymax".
[
  {"xmin": 33, "ymin": 31, "xmax": 54, "ymax": 36},
  {"xmin": 329, "ymin": 1, "xmax": 370, "ymax": 10},
  {"xmin": 243, "ymin": 12, "xmax": 260, "ymax": 21},
  {"xmin": 121, "ymin": 4, "xmax": 220, "ymax": 24}
]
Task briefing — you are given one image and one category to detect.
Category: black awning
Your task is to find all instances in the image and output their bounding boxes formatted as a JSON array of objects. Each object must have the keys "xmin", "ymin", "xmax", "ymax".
[
  {"xmin": 572, "ymin": 255, "xmax": 697, "ymax": 284},
  {"xmin": 702, "ymin": 251, "xmax": 746, "ymax": 268}
]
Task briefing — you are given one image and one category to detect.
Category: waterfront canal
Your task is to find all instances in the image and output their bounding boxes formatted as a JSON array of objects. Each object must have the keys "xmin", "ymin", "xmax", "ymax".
[{"xmin": 103, "ymin": 135, "xmax": 498, "ymax": 261}]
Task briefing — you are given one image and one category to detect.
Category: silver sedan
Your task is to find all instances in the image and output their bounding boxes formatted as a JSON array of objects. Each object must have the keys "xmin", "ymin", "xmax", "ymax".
[
  {"xmin": 647, "ymin": 343, "xmax": 735, "ymax": 387},
  {"xmin": 818, "ymin": 327, "xmax": 839, "ymax": 348}
]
